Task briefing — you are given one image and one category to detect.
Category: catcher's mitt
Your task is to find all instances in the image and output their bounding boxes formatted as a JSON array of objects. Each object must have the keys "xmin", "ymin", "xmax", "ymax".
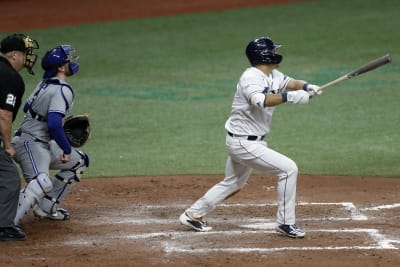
[{"xmin": 63, "ymin": 114, "xmax": 91, "ymax": 147}]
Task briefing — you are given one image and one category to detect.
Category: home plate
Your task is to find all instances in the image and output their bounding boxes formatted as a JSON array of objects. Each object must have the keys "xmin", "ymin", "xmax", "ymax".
[{"xmin": 241, "ymin": 222, "xmax": 276, "ymax": 230}]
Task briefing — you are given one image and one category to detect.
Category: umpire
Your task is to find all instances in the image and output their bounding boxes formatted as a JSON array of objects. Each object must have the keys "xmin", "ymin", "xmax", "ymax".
[{"xmin": 0, "ymin": 33, "xmax": 39, "ymax": 241}]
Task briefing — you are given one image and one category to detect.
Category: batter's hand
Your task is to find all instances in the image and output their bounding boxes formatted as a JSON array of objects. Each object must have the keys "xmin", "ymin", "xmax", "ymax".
[
  {"xmin": 287, "ymin": 90, "xmax": 311, "ymax": 104},
  {"xmin": 61, "ymin": 153, "xmax": 71, "ymax": 163},
  {"xmin": 305, "ymin": 84, "xmax": 322, "ymax": 96}
]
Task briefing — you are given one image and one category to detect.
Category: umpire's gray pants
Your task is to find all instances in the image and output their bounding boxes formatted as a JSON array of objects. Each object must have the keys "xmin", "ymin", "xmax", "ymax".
[{"xmin": 0, "ymin": 149, "xmax": 21, "ymax": 227}]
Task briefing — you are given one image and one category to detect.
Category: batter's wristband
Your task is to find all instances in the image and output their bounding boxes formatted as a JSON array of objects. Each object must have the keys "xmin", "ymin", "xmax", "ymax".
[
  {"xmin": 282, "ymin": 92, "xmax": 288, "ymax": 103},
  {"xmin": 302, "ymin": 83, "xmax": 308, "ymax": 91}
]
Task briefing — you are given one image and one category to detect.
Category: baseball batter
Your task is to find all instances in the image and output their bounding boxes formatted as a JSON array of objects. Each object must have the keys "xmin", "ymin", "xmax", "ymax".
[
  {"xmin": 180, "ymin": 36, "xmax": 321, "ymax": 238},
  {"xmin": 13, "ymin": 45, "xmax": 89, "ymax": 225}
]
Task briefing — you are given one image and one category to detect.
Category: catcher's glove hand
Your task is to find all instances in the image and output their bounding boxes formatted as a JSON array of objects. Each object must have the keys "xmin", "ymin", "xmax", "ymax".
[{"xmin": 63, "ymin": 114, "xmax": 91, "ymax": 147}]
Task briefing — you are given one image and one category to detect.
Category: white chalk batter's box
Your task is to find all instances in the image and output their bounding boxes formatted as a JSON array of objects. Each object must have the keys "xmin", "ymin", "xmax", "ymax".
[{"xmin": 65, "ymin": 202, "xmax": 400, "ymax": 253}]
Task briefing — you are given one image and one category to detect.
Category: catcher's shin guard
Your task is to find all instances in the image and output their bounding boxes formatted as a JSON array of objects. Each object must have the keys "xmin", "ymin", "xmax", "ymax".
[
  {"xmin": 14, "ymin": 173, "xmax": 53, "ymax": 225},
  {"xmin": 37, "ymin": 151, "xmax": 89, "ymax": 216},
  {"xmin": 37, "ymin": 171, "xmax": 77, "ymax": 216}
]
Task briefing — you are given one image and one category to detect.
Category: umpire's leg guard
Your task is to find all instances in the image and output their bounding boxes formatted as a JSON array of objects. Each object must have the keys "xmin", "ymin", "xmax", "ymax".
[
  {"xmin": 14, "ymin": 173, "xmax": 53, "ymax": 225},
  {"xmin": 36, "ymin": 151, "xmax": 89, "ymax": 220}
]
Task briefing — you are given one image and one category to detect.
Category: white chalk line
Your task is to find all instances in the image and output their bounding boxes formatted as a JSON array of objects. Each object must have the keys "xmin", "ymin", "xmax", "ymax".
[
  {"xmin": 164, "ymin": 246, "xmax": 392, "ymax": 254},
  {"xmin": 77, "ymin": 201, "xmax": 398, "ymax": 230},
  {"xmin": 62, "ymin": 227, "xmax": 400, "ymax": 252},
  {"xmin": 361, "ymin": 203, "xmax": 400, "ymax": 211},
  {"xmin": 84, "ymin": 201, "xmax": 376, "ymax": 226},
  {"xmin": 66, "ymin": 202, "xmax": 400, "ymax": 253},
  {"xmin": 136, "ymin": 202, "xmax": 361, "ymax": 208},
  {"xmin": 161, "ymin": 227, "xmax": 399, "ymax": 253},
  {"xmin": 88, "ymin": 216, "xmax": 367, "ymax": 226}
]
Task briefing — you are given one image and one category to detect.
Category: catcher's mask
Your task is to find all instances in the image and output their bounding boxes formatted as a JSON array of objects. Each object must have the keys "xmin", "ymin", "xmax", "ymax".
[
  {"xmin": 245, "ymin": 37, "xmax": 283, "ymax": 66},
  {"xmin": 41, "ymin": 45, "xmax": 79, "ymax": 79},
  {"xmin": 0, "ymin": 33, "xmax": 39, "ymax": 75}
]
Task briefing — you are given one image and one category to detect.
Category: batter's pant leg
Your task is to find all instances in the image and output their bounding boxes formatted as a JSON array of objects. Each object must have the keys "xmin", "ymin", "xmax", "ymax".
[
  {"xmin": 244, "ymin": 146, "xmax": 298, "ymax": 225},
  {"xmin": 187, "ymin": 156, "xmax": 252, "ymax": 218},
  {"xmin": 0, "ymin": 150, "xmax": 21, "ymax": 228}
]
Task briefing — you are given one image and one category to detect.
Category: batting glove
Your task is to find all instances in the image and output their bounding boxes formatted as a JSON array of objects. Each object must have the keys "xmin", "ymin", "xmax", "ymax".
[
  {"xmin": 285, "ymin": 90, "xmax": 311, "ymax": 104},
  {"xmin": 303, "ymin": 83, "xmax": 322, "ymax": 96}
]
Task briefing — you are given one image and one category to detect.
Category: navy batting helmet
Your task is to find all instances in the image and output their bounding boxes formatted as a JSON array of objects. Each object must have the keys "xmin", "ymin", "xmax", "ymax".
[
  {"xmin": 41, "ymin": 45, "xmax": 79, "ymax": 79},
  {"xmin": 245, "ymin": 37, "xmax": 283, "ymax": 66}
]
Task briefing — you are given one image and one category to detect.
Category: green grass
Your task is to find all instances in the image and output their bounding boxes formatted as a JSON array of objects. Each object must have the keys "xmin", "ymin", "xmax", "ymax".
[{"xmin": 5, "ymin": 0, "xmax": 400, "ymax": 177}]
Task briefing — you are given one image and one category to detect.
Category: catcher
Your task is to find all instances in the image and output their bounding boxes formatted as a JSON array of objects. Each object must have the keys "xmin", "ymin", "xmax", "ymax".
[{"xmin": 12, "ymin": 44, "xmax": 90, "ymax": 225}]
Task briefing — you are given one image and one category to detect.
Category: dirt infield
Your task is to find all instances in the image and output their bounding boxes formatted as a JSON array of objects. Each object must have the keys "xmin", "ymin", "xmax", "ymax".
[
  {"xmin": 1, "ymin": 175, "xmax": 400, "ymax": 266},
  {"xmin": 1, "ymin": 1, "xmax": 400, "ymax": 266},
  {"xmin": 0, "ymin": 0, "xmax": 306, "ymax": 31}
]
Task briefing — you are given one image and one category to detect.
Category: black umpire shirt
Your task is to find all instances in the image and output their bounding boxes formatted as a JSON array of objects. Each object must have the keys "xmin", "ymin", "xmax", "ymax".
[{"xmin": 0, "ymin": 56, "xmax": 25, "ymax": 122}]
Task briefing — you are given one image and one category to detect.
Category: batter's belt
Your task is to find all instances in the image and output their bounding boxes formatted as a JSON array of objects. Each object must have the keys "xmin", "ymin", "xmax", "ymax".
[{"xmin": 227, "ymin": 131, "xmax": 265, "ymax": 141}]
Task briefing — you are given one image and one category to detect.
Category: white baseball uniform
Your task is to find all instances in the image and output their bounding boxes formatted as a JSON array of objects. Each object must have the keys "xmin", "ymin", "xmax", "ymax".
[{"xmin": 186, "ymin": 66, "xmax": 299, "ymax": 225}]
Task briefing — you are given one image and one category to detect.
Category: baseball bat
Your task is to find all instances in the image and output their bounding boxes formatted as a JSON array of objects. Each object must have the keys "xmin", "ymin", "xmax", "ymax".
[{"xmin": 319, "ymin": 54, "xmax": 392, "ymax": 91}]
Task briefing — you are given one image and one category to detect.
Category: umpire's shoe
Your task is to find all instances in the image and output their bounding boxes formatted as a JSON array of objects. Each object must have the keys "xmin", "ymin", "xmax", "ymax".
[
  {"xmin": 0, "ymin": 225, "xmax": 26, "ymax": 241},
  {"xmin": 179, "ymin": 212, "xmax": 212, "ymax": 232},
  {"xmin": 276, "ymin": 224, "xmax": 306, "ymax": 238}
]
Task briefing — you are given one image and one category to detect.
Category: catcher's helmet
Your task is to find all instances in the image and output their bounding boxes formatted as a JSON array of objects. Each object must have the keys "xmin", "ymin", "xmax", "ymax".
[
  {"xmin": 0, "ymin": 33, "xmax": 39, "ymax": 75},
  {"xmin": 41, "ymin": 45, "xmax": 79, "ymax": 79},
  {"xmin": 245, "ymin": 37, "xmax": 283, "ymax": 66}
]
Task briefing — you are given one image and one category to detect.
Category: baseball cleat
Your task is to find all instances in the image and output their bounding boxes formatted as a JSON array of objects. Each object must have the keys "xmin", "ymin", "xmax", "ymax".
[
  {"xmin": 179, "ymin": 212, "xmax": 212, "ymax": 232},
  {"xmin": 33, "ymin": 206, "xmax": 70, "ymax": 221},
  {"xmin": 276, "ymin": 224, "xmax": 305, "ymax": 238}
]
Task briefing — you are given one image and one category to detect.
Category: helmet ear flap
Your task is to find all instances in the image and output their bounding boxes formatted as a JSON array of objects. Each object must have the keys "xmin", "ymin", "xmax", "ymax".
[{"xmin": 269, "ymin": 53, "xmax": 283, "ymax": 64}]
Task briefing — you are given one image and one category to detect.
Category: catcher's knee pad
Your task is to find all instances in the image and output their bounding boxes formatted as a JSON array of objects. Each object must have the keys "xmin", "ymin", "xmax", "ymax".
[
  {"xmin": 39, "ymin": 170, "xmax": 78, "ymax": 214},
  {"xmin": 14, "ymin": 173, "xmax": 52, "ymax": 224},
  {"xmin": 25, "ymin": 173, "xmax": 53, "ymax": 199}
]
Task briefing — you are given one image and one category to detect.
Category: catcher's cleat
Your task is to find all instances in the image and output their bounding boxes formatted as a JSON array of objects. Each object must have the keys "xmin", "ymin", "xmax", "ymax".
[
  {"xmin": 179, "ymin": 212, "xmax": 212, "ymax": 232},
  {"xmin": 276, "ymin": 224, "xmax": 305, "ymax": 238},
  {"xmin": 33, "ymin": 206, "xmax": 70, "ymax": 221}
]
